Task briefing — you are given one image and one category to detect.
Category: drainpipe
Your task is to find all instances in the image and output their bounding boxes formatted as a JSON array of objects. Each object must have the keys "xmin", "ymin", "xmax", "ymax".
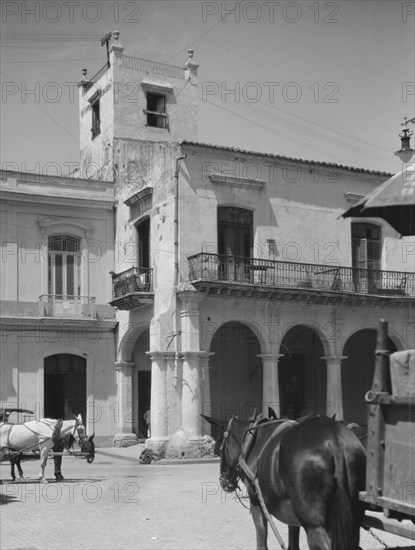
[
  {"xmin": 171, "ymin": 154, "xmax": 187, "ymax": 386},
  {"xmin": 174, "ymin": 154, "xmax": 187, "ymax": 287}
]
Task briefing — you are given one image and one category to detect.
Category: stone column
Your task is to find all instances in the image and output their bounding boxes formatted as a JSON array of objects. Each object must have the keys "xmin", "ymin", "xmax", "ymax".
[
  {"xmin": 258, "ymin": 354, "xmax": 284, "ymax": 417},
  {"xmin": 113, "ymin": 361, "xmax": 137, "ymax": 447},
  {"xmin": 321, "ymin": 355, "xmax": 346, "ymax": 420},
  {"xmin": 200, "ymin": 352, "xmax": 214, "ymax": 435},
  {"xmin": 181, "ymin": 351, "xmax": 212, "ymax": 455},
  {"xmin": 145, "ymin": 352, "xmax": 169, "ymax": 453}
]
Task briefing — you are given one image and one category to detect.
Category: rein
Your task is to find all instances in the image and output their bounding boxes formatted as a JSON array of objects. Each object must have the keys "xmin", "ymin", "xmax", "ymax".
[
  {"xmin": 220, "ymin": 416, "xmax": 297, "ymax": 550},
  {"xmin": 238, "ymin": 456, "xmax": 287, "ymax": 550}
]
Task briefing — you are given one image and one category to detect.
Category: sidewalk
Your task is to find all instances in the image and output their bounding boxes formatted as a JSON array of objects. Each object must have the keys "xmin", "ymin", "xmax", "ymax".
[{"xmin": 95, "ymin": 443, "xmax": 220, "ymax": 465}]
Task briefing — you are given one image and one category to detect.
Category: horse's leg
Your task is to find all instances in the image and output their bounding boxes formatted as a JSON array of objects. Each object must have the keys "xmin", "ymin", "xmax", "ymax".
[
  {"xmin": 288, "ymin": 526, "xmax": 300, "ymax": 550},
  {"xmin": 10, "ymin": 459, "xmax": 16, "ymax": 481},
  {"xmin": 53, "ymin": 441, "xmax": 64, "ymax": 482},
  {"xmin": 305, "ymin": 527, "xmax": 330, "ymax": 550},
  {"xmin": 16, "ymin": 457, "xmax": 25, "ymax": 480},
  {"xmin": 249, "ymin": 498, "xmax": 268, "ymax": 550},
  {"xmin": 38, "ymin": 445, "xmax": 49, "ymax": 483}
]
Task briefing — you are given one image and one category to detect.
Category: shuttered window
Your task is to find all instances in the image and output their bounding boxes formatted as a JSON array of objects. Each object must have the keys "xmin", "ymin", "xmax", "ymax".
[{"xmin": 352, "ymin": 223, "xmax": 381, "ymax": 270}]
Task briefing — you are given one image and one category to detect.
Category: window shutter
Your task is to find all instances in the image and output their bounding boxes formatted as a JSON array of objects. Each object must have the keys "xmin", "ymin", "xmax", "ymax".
[
  {"xmin": 367, "ymin": 240, "xmax": 380, "ymax": 271},
  {"xmin": 358, "ymin": 238, "xmax": 368, "ymax": 269}
]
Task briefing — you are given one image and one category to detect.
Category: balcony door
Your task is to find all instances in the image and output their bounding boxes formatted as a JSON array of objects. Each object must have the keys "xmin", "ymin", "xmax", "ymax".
[
  {"xmin": 47, "ymin": 235, "xmax": 81, "ymax": 316},
  {"xmin": 351, "ymin": 223, "xmax": 381, "ymax": 292},
  {"xmin": 136, "ymin": 218, "xmax": 150, "ymax": 290},
  {"xmin": 218, "ymin": 207, "xmax": 252, "ymax": 282}
]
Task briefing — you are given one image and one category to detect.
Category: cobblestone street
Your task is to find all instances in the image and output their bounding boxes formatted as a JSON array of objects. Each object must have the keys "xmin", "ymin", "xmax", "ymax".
[{"xmin": 0, "ymin": 446, "xmax": 414, "ymax": 550}]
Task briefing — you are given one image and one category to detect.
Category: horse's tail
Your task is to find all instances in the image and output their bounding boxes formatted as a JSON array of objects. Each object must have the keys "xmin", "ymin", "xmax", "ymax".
[{"xmin": 331, "ymin": 438, "xmax": 362, "ymax": 550}]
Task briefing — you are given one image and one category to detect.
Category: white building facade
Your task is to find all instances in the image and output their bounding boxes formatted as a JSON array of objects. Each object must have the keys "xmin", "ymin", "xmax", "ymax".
[{"xmin": 1, "ymin": 32, "xmax": 414, "ymax": 454}]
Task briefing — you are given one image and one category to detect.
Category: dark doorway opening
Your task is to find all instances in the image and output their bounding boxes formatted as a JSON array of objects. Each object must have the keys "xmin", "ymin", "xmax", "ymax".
[
  {"xmin": 279, "ymin": 326, "xmax": 326, "ymax": 418},
  {"xmin": 44, "ymin": 354, "xmax": 86, "ymax": 420},
  {"xmin": 279, "ymin": 353, "xmax": 305, "ymax": 419},
  {"xmin": 342, "ymin": 329, "xmax": 397, "ymax": 425},
  {"xmin": 138, "ymin": 371, "xmax": 151, "ymax": 438}
]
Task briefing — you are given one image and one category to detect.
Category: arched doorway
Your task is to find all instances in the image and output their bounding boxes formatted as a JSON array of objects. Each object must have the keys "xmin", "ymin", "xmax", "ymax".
[
  {"xmin": 209, "ymin": 322, "xmax": 262, "ymax": 428},
  {"xmin": 132, "ymin": 329, "xmax": 151, "ymax": 439},
  {"xmin": 44, "ymin": 354, "xmax": 86, "ymax": 420},
  {"xmin": 342, "ymin": 329, "xmax": 397, "ymax": 425},
  {"xmin": 279, "ymin": 326, "xmax": 326, "ymax": 418}
]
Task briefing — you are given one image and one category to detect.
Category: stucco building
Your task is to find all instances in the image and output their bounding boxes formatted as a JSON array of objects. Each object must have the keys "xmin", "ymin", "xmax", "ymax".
[
  {"xmin": 1, "ymin": 31, "xmax": 414, "ymax": 453},
  {"xmin": 0, "ymin": 170, "xmax": 117, "ymax": 444}
]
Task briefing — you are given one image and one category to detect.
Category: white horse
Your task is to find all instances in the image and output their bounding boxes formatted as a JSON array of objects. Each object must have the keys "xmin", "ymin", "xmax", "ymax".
[{"xmin": 0, "ymin": 414, "xmax": 87, "ymax": 482}]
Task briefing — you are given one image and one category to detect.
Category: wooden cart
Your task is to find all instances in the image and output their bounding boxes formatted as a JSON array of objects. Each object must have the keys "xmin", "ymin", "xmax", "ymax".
[{"xmin": 360, "ymin": 320, "xmax": 415, "ymax": 544}]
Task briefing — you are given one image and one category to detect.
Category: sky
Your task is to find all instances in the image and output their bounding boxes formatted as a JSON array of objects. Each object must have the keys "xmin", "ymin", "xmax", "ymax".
[{"xmin": 1, "ymin": 0, "xmax": 414, "ymax": 177}]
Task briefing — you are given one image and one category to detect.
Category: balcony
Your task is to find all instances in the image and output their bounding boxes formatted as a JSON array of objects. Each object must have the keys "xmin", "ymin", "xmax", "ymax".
[
  {"xmin": 109, "ymin": 267, "xmax": 154, "ymax": 311},
  {"xmin": 39, "ymin": 295, "xmax": 96, "ymax": 319},
  {"xmin": 188, "ymin": 253, "xmax": 415, "ymax": 306}
]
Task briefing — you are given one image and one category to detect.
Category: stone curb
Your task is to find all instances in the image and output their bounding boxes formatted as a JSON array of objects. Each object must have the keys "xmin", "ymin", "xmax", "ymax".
[{"xmin": 96, "ymin": 448, "xmax": 219, "ymax": 465}]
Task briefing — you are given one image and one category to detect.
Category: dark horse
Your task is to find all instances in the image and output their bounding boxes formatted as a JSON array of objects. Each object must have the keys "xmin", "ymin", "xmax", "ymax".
[
  {"xmin": 10, "ymin": 433, "xmax": 95, "ymax": 482},
  {"xmin": 204, "ymin": 414, "xmax": 366, "ymax": 550}
]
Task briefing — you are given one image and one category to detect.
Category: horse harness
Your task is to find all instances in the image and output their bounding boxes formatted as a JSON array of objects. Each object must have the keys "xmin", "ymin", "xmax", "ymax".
[
  {"xmin": 220, "ymin": 416, "xmax": 299, "ymax": 550},
  {"xmin": 0, "ymin": 419, "xmax": 80, "ymax": 460}
]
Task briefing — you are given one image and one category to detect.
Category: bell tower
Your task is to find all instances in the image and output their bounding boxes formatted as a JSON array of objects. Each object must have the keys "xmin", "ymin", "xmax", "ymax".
[{"xmin": 78, "ymin": 31, "xmax": 199, "ymax": 181}]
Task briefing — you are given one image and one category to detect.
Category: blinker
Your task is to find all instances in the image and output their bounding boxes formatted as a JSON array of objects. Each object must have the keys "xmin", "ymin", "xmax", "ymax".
[{"xmin": 223, "ymin": 431, "xmax": 229, "ymax": 439}]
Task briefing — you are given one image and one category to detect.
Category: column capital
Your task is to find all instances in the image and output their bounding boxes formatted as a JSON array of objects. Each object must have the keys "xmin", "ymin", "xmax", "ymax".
[
  {"xmin": 145, "ymin": 351, "xmax": 175, "ymax": 361},
  {"xmin": 257, "ymin": 353, "xmax": 285, "ymax": 362},
  {"xmin": 114, "ymin": 361, "xmax": 135, "ymax": 371},
  {"xmin": 321, "ymin": 356, "xmax": 347, "ymax": 364}
]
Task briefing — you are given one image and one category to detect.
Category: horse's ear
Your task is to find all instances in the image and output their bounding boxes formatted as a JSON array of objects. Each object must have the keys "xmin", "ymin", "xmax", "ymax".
[
  {"xmin": 200, "ymin": 414, "xmax": 226, "ymax": 430},
  {"xmin": 268, "ymin": 407, "xmax": 277, "ymax": 420},
  {"xmin": 89, "ymin": 433, "xmax": 95, "ymax": 441}
]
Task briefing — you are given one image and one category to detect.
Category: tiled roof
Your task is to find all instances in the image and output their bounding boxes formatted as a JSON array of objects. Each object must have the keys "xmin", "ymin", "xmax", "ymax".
[{"xmin": 181, "ymin": 140, "xmax": 393, "ymax": 177}]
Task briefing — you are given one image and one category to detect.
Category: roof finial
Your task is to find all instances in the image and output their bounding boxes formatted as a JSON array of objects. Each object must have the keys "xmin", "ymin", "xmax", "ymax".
[{"xmin": 184, "ymin": 49, "xmax": 199, "ymax": 85}]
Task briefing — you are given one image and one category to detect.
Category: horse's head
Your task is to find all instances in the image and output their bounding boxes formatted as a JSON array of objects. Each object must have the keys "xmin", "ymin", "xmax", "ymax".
[
  {"xmin": 80, "ymin": 434, "xmax": 95, "ymax": 463},
  {"xmin": 72, "ymin": 415, "xmax": 95, "ymax": 463},
  {"xmin": 202, "ymin": 414, "xmax": 249, "ymax": 493}
]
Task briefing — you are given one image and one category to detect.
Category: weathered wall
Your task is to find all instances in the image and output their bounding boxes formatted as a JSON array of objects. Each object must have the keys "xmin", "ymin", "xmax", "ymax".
[{"xmin": 177, "ymin": 145, "xmax": 413, "ymax": 275}]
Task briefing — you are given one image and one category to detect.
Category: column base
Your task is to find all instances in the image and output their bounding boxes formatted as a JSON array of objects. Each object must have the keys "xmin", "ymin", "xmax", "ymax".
[
  {"xmin": 145, "ymin": 436, "xmax": 168, "ymax": 455},
  {"xmin": 164, "ymin": 429, "xmax": 215, "ymax": 459},
  {"xmin": 113, "ymin": 433, "xmax": 138, "ymax": 447}
]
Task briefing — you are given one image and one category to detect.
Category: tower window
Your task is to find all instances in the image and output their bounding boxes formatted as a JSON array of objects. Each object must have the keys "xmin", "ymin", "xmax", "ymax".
[
  {"xmin": 145, "ymin": 92, "xmax": 168, "ymax": 129},
  {"xmin": 91, "ymin": 99, "xmax": 100, "ymax": 139}
]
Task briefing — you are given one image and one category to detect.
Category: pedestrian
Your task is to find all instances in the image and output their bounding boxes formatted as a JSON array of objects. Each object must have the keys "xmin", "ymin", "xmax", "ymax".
[{"xmin": 143, "ymin": 409, "xmax": 151, "ymax": 437}]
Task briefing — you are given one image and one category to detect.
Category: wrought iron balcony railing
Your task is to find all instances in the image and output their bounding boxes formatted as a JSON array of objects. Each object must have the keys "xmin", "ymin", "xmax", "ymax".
[
  {"xmin": 111, "ymin": 267, "xmax": 153, "ymax": 297},
  {"xmin": 109, "ymin": 267, "xmax": 154, "ymax": 310},
  {"xmin": 39, "ymin": 295, "xmax": 96, "ymax": 319},
  {"xmin": 188, "ymin": 253, "xmax": 415, "ymax": 297}
]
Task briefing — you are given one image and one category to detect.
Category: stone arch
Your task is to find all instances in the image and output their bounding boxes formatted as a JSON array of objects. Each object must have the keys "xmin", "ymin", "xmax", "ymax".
[
  {"xmin": 279, "ymin": 324, "xmax": 326, "ymax": 418},
  {"xmin": 342, "ymin": 328, "xmax": 398, "ymax": 425},
  {"xmin": 203, "ymin": 316, "xmax": 267, "ymax": 354},
  {"xmin": 208, "ymin": 321, "xmax": 263, "ymax": 428},
  {"xmin": 117, "ymin": 323, "xmax": 150, "ymax": 362}
]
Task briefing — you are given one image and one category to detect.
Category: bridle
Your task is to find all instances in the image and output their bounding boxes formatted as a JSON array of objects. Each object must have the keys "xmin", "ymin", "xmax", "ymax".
[
  {"xmin": 219, "ymin": 417, "xmax": 245, "ymax": 492},
  {"xmin": 72, "ymin": 421, "xmax": 95, "ymax": 462}
]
